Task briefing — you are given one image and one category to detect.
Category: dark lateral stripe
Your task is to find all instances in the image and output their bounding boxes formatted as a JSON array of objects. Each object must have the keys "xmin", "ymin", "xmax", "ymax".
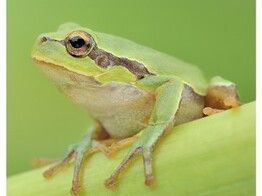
[{"xmin": 88, "ymin": 47, "xmax": 154, "ymax": 79}]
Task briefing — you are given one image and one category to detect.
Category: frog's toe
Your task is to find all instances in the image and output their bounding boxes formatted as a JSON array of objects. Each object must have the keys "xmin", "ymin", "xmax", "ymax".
[
  {"xmin": 104, "ymin": 144, "xmax": 142, "ymax": 189},
  {"xmin": 43, "ymin": 150, "xmax": 75, "ymax": 178},
  {"xmin": 203, "ymin": 107, "xmax": 224, "ymax": 116},
  {"xmin": 142, "ymin": 146, "xmax": 155, "ymax": 186},
  {"xmin": 70, "ymin": 179, "xmax": 82, "ymax": 195},
  {"xmin": 224, "ymin": 97, "xmax": 241, "ymax": 108},
  {"xmin": 104, "ymin": 175, "xmax": 117, "ymax": 189},
  {"xmin": 32, "ymin": 158, "xmax": 59, "ymax": 167},
  {"xmin": 105, "ymin": 136, "xmax": 138, "ymax": 157}
]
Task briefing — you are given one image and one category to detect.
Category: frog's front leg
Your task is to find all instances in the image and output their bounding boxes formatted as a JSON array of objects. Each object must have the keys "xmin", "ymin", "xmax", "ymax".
[
  {"xmin": 43, "ymin": 126, "xmax": 97, "ymax": 195},
  {"xmin": 42, "ymin": 125, "xmax": 118, "ymax": 195},
  {"xmin": 105, "ymin": 76, "xmax": 184, "ymax": 189}
]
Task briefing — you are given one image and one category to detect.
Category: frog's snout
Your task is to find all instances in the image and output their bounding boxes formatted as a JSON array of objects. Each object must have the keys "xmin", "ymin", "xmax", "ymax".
[
  {"xmin": 39, "ymin": 36, "xmax": 57, "ymax": 43},
  {"xmin": 39, "ymin": 36, "xmax": 65, "ymax": 45}
]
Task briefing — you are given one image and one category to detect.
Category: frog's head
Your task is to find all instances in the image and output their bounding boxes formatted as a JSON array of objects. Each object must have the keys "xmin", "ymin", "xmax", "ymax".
[{"xmin": 32, "ymin": 23, "xmax": 148, "ymax": 85}]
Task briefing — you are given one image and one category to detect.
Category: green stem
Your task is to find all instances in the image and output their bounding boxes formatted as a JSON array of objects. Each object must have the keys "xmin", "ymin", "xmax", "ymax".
[{"xmin": 7, "ymin": 102, "xmax": 256, "ymax": 196}]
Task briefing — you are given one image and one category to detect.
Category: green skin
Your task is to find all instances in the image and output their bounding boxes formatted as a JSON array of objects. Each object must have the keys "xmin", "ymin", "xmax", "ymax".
[{"xmin": 31, "ymin": 23, "xmax": 238, "ymax": 195}]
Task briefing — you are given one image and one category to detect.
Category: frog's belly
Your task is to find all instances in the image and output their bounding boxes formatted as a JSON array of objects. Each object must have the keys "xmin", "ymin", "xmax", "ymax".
[
  {"xmin": 61, "ymin": 81, "xmax": 155, "ymax": 138},
  {"xmin": 61, "ymin": 81, "xmax": 204, "ymax": 138}
]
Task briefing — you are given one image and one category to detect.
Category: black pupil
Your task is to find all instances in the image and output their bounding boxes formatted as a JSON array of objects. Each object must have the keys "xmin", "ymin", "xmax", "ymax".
[{"xmin": 69, "ymin": 36, "xmax": 86, "ymax": 48}]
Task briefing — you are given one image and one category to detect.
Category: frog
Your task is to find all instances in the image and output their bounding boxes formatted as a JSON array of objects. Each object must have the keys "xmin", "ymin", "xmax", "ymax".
[{"xmin": 31, "ymin": 23, "xmax": 240, "ymax": 195}]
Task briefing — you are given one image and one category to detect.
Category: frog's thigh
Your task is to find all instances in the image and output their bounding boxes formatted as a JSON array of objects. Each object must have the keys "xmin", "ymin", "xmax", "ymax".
[
  {"xmin": 175, "ymin": 84, "xmax": 204, "ymax": 125},
  {"xmin": 204, "ymin": 76, "xmax": 241, "ymax": 115},
  {"xmin": 105, "ymin": 76, "xmax": 185, "ymax": 188}
]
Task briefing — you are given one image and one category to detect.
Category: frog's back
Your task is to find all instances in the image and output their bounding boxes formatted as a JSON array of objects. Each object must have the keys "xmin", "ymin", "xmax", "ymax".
[{"xmin": 96, "ymin": 32, "xmax": 208, "ymax": 95}]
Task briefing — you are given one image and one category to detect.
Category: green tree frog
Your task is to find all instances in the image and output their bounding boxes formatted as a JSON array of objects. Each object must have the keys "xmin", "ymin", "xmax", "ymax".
[{"xmin": 31, "ymin": 23, "xmax": 240, "ymax": 195}]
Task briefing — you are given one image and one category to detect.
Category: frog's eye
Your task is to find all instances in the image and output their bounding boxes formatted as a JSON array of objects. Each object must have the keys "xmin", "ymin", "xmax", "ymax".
[{"xmin": 65, "ymin": 31, "xmax": 95, "ymax": 57}]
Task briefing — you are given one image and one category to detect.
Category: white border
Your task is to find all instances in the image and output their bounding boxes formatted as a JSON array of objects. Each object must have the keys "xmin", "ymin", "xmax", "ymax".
[
  {"xmin": 1, "ymin": 0, "xmax": 6, "ymax": 195},
  {"xmin": 257, "ymin": 0, "xmax": 261, "ymax": 195},
  {"xmin": 2, "ymin": 1, "xmax": 258, "ymax": 196}
]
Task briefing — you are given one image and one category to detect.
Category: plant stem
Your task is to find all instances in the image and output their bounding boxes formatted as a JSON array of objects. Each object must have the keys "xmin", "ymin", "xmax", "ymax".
[{"xmin": 7, "ymin": 102, "xmax": 256, "ymax": 196}]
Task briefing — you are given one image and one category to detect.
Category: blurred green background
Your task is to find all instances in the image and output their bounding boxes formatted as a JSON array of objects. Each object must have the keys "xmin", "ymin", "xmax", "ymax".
[{"xmin": 7, "ymin": 0, "xmax": 255, "ymax": 176}]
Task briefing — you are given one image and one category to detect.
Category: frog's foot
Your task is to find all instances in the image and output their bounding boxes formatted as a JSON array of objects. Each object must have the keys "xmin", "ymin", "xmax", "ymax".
[
  {"xmin": 104, "ymin": 125, "xmax": 165, "ymax": 189},
  {"xmin": 42, "ymin": 134, "xmax": 137, "ymax": 195},
  {"xmin": 204, "ymin": 79, "xmax": 241, "ymax": 116},
  {"xmin": 104, "ymin": 140, "xmax": 154, "ymax": 189},
  {"xmin": 42, "ymin": 143, "xmax": 102, "ymax": 195},
  {"xmin": 203, "ymin": 97, "xmax": 241, "ymax": 116},
  {"xmin": 42, "ymin": 137, "xmax": 96, "ymax": 195}
]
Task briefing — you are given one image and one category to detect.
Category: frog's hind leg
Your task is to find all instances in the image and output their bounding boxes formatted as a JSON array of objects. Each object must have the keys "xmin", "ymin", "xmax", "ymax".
[{"xmin": 203, "ymin": 76, "xmax": 241, "ymax": 116}]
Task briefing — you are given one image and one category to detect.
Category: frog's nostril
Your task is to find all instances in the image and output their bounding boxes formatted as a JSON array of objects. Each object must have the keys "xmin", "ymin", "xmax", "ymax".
[{"xmin": 41, "ymin": 36, "xmax": 48, "ymax": 42}]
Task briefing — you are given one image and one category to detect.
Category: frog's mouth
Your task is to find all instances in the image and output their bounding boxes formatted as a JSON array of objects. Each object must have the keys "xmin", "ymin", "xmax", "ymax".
[{"xmin": 33, "ymin": 58, "xmax": 101, "ymax": 86}]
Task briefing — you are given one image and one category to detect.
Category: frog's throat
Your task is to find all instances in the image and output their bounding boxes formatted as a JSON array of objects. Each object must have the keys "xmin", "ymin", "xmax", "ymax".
[{"xmin": 87, "ymin": 47, "xmax": 154, "ymax": 79}]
